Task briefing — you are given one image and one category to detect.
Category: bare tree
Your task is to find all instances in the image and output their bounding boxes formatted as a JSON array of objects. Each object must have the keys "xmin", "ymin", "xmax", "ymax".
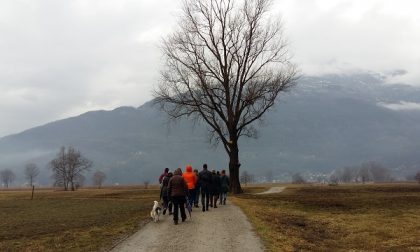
[
  {"xmin": 368, "ymin": 161, "xmax": 391, "ymax": 182},
  {"xmin": 265, "ymin": 169, "xmax": 274, "ymax": 183},
  {"xmin": 1, "ymin": 169, "xmax": 15, "ymax": 188},
  {"xmin": 415, "ymin": 171, "xmax": 420, "ymax": 184},
  {"xmin": 340, "ymin": 166, "xmax": 357, "ymax": 183},
  {"xmin": 66, "ymin": 147, "xmax": 92, "ymax": 191},
  {"xmin": 292, "ymin": 172, "xmax": 305, "ymax": 184},
  {"xmin": 240, "ymin": 170, "xmax": 251, "ymax": 186},
  {"xmin": 143, "ymin": 179, "xmax": 150, "ymax": 189},
  {"xmin": 75, "ymin": 174, "xmax": 85, "ymax": 190},
  {"xmin": 24, "ymin": 163, "xmax": 40, "ymax": 187},
  {"xmin": 358, "ymin": 164, "xmax": 372, "ymax": 184},
  {"xmin": 50, "ymin": 147, "xmax": 68, "ymax": 190},
  {"xmin": 92, "ymin": 170, "xmax": 107, "ymax": 189},
  {"xmin": 155, "ymin": 0, "xmax": 297, "ymax": 193},
  {"xmin": 50, "ymin": 146, "xmax": 92, "ymax": 191}
]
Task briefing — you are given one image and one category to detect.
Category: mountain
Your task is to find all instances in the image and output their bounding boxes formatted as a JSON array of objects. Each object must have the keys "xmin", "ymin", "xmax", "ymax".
[{"xmin": 1, "ymin": 73, "xmax": 420, "ymax": 186}]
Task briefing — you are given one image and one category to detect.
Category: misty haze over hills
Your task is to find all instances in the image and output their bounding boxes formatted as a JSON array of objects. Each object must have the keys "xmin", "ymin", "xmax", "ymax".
[{"xmin": 1, "ymin": 73, "xmax": 419, "ymax": 186}]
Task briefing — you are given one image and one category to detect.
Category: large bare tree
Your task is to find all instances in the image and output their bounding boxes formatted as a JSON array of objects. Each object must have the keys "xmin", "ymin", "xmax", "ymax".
[
  {"xmin": 1, "ymin": 169, "xmax": 15, "ymax": 188},
  {"xmin": 24, "ymin": 163, "xmax": 40, "ymax": 187},
  {"xmin": 155, "ymin": 0, "xmax": 297, "ymax": 193}
]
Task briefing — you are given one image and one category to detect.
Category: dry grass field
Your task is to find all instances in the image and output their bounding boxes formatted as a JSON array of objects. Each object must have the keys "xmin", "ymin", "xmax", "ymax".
[
  {"xmin": 233, "ymin": 184, "xmax": 420, "ymax": 252},
  {"xmin": 0, "ymin": 186, "xmax": 159, "ymax": 252}
]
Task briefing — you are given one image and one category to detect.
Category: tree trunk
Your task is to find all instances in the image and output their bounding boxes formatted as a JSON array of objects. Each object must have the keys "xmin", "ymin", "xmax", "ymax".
[{"xmin": 229, "ymin": 144, "xmax": 243, "ymax": 194}]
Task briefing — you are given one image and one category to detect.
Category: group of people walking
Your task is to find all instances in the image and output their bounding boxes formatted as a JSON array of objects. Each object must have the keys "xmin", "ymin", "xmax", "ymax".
[{"xmin": 159, "ymin": 164, "xmax": 230, "ymax": 225}]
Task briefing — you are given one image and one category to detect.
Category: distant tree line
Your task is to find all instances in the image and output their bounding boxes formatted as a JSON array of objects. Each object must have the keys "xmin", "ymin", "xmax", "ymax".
[
  {"xmin": 0, "ymin": 146, "xmax": 109, "ymax": 190},
  {"xmin": 330, "ymin": 161, "xmax": 393, "ymax": 184}
]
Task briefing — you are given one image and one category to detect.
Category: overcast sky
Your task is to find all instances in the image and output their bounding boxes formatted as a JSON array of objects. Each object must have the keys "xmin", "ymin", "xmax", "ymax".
[{"xmin": 0, "ymin": 0, "xmax": 419, "ymax": 137}]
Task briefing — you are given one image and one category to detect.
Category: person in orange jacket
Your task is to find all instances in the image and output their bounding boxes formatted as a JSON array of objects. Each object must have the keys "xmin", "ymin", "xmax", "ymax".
[{"xmin": 183, "ymin": 165, "xmax": 197, "ymax": 208}]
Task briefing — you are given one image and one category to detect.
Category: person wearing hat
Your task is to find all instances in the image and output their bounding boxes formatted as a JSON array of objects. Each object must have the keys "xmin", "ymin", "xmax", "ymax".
[
  {"xmin": 183, "ymin": 165, "xmax": 197, "ymax": 209},
  {"xmin": 168, "ymin": 168, "xmax": 188, "ymax": 225}
]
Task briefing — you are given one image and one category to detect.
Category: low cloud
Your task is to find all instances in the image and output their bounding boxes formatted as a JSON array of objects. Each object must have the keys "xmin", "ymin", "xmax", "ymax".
[{"xmin": 378, "ymin": 101, "xmax": 420, "ymax": 111}]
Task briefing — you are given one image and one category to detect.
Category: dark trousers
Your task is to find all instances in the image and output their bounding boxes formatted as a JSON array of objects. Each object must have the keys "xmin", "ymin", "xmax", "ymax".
[
  {"xmin": 188, "ymin": 189, "xmax": 195, "ymax": 207},
  {"xmin": 194, "ymin": 187, "xmax": 200, "ymax": 206},
  {"xmin": 201, "ymin": 188, "xmax": 210, "ymax": 210},
  {"xmin": 211, "ymin": 192, "xmax": 219, "ymax": 207},
  {"xmin": 172, "ymin": 196, "xmax": 186, "ymax": 221},
  {"xmin": 162, "ymin": 196, "xmax": 173, "ymax": 213}
]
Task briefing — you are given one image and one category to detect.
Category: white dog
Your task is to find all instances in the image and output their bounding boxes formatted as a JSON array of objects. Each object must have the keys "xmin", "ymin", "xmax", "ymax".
[{"xmin": 150, "ymin": 200, "xmax": 162, "ymax": 222}]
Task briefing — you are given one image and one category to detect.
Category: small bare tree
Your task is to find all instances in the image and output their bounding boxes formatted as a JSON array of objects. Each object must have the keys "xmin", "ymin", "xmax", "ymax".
[
  {"xmin": 292, "ymin": 172, "xmax": 305, "ymax": 184},
  {"xmin": 415, "ymin": 171, "xmax": 420, "ymax": 184},
  {"xmin": 92, "ymin": 170, "xmax": 107, "ymax": 189},
  {"xmin": 24, "ymin": 163, "xmax": 40, "ymax": 187},
  {"xmin": 1, "ymin": 169, "xmax": 15, "ymax": 188},
  {"xmin": 358, "ymin": 164, "xmax": 372, "ymax": 184},
  {"xmin": 240, "ymin": 170, "xmax": 254, "ymax": 186},
  {"xmin": 265, "ymin": 170, "xmax": 274, "ymax": 183},
  {"xmin": 155, "ymin": 0, "xmax": 297, "ymax": 193},
  {"xmin": 143, "ymin": 179, "xmax": 150, "ymax": 189},
  {"xmin": 75, "ymin": 174, "xmax": 85, "ymax": 190}
]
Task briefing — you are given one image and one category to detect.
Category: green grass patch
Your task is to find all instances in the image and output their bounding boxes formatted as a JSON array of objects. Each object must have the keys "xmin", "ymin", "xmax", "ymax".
[
  {"xmin": 233, "ymin": 183, "xmax": 420, "ymax": 251},
  {"xmin": 0, "ymin": 187, "xmax": 159, "ymax": 251}
]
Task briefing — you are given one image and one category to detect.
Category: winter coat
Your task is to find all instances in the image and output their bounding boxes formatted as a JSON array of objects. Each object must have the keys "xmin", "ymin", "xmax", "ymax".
[
  {"xmin": 220, "ymin": 175, "xmax": 230, "ymax": 193},
  {"xmin": 183, "ymin": 166, "xmax": 197, "ymax": 190},
  {"xmin": 168, "ymin": 169, "xmax": 188, "ymax": 197},
  {"xmin": 159, "ymin": 172, "xmax": 168, "ymax": 184},
  {"xmin": 210, "ymin": 173, "xmax": 221, "ymax": 194},
  {"xmin": 161, "ymin": 175, "xmax": 171, "ymax": 198},
  {"xmin": 198, "ymin": 169, "xmax": 213, "ymax": 190}
]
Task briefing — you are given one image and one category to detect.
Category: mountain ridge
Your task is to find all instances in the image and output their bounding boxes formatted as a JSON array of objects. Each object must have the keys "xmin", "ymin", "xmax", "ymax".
[{"xmin": 1, "ymin": 73, "xmax": 419, "ymax": 186}]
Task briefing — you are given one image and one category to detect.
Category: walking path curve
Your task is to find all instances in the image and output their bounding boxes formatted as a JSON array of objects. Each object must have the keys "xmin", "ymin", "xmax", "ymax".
[
  {"xmin": 111, "ymin": 202, "xmax": 264, "ymax": 252},
  {"xmin": 255, "ymin": 186, "xmax": 285, "ymax": 195}
]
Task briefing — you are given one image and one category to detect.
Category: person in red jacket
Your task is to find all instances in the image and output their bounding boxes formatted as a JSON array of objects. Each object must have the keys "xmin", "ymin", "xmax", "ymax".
[{"xmin": 183, "ymin": 165, "xmax": 197, "ymax": 208}]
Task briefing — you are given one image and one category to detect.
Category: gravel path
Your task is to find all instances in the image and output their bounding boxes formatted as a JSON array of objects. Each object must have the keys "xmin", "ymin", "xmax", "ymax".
[
  {"xmin": 111, "ymin": 202, "xmax": 264, "ymax": 252},
  {"xmin": 255, "ymin": 187, "xmax": 285, "ymax": 195}
]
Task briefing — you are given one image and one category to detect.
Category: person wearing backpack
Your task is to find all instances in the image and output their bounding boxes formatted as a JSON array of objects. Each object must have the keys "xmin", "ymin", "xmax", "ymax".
[{"xmin": 198, "ymin": 164, "xmax": 212, "ymax": 212}]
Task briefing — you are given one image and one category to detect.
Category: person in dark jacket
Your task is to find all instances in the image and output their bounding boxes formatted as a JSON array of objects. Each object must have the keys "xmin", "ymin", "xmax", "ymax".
[
  {"xmin": 161, "ymin": 171, "xmax": 173, "ymax": 215},
  {"xmin": 198, "ymin": 164, "xmax": 212, "ymax": 212},
  {"xmin": 210, "ymin": 170, "xmax": 221, "ymax": 208},
  {"xmin": 168, "ymin": 168, "xmax": 188, "ymax": 225},
  {"xmin": 159, "ymin": 168, "xmax": 169, "ymax": 185},
  {"xmin": 193, "ymin": 169, "xmax": 200, "ymax": 208},
  {"xmin": 219, "ymin": 169, "xmax": 229, "ymax": 205}
]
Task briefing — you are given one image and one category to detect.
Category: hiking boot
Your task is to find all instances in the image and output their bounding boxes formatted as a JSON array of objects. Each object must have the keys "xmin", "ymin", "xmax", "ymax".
[
  {"xmin": 163, "ymin": 208, "xmax": 167, "ymax": 215},
  {"xmin": 202, "ymin": 207, "xmax": 205, "ymax": 212}
]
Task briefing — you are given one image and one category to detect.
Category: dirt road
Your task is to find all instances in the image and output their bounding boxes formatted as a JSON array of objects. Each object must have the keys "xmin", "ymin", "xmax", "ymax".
[{"xmin": 111, "ymin": 202, "xmax": 264, "ymax": 252}]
